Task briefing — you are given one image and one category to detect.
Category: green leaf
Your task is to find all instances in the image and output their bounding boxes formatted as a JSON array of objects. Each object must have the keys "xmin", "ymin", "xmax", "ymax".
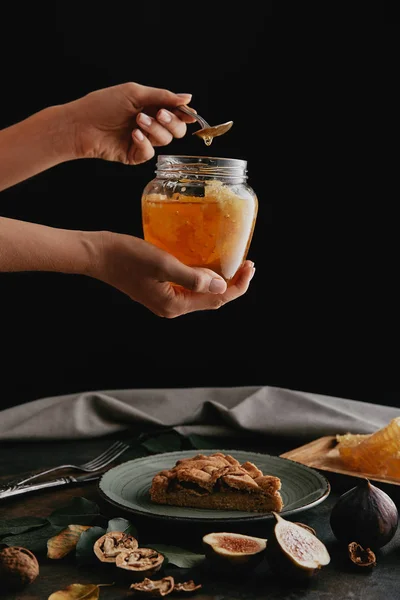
[
  {"xmin": 186, "ymin": 434, "xmax": 226, "ymax": 449},
  {"xmin": 75, "ymin": 526, "xmax": 106, "ymax": 565},
  {"xmin": 0, "ymin": 516, "xmax": 48, "ymax": 537},
  {"xmin": 146, "ymin": 544, "xmax": 205, "ymax": 568},
  {"xmin": 1, "ymin": 523, "xmax": 62, "ymax": 554},
  {"xmin": 106, "ymin": 518, "xmax": 138, "ymax": 538},
  {"xmin": 48, "ymin": 497, "xmax": 100, "ymax": 527},
  {"xmin": 141, "ymin": 432, "xmax": 183, "ymax": 454}
]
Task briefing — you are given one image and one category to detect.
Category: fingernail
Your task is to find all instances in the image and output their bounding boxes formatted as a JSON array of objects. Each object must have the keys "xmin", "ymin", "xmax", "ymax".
[
  {"xmin": 209, "ymin": 278, "xmax": 227, "ymax": 294},
  {"xmin": 138, "ymin": 113, "xmax": 152, "ymax": 127},
  {"xmin": 133, "ymin": 129, "xmax": 144, "ymax": 141},
  {"xmin": 249, "ymin": 267, "xmax": 256, "ymax": 280},
  {"xmin": 158, "ymin": 109, "xmax": 172, "ymax": 124},
  {"xmin": 176, "ymin": 93, "xmax": 192, "ymax": 100},
  {"xmin": 248, "ymin": 261, "xmax": 255, "ymax": 268}
]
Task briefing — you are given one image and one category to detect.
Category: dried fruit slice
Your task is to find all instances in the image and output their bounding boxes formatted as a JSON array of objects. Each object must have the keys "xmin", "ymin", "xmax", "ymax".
[
  {"xmin": 130, "ymin": 576, "xmax": 174, "ymax": 596},
  {"xmin": 266, "ymin": 513, "xmax": 330, "ymax": 579},
  {"xmin": 202, "ymin": 531, "xmax": 267, "ymax": 572},
  {"xmin": 93, "ymin": 531, "xmax": 138, "ymax": 563},
  {"xmin": 116, "ymin": 547, "xmax": 164, "ymax": 579}
]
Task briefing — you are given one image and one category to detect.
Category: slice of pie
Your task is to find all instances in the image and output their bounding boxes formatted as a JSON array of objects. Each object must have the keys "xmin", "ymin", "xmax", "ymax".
[{"xmin": 150, "ymin": 453, "xmax": 283, "ymax": 513}]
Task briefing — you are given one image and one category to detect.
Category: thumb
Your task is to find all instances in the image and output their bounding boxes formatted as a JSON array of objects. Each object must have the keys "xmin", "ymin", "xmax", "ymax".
[
  {"xmin": 161, "ymin": 257, "xmax": 227, "ymax": 294},
  {"xmin": 132, "ymin": 84, "xmax": 192, "ymax": 108}
]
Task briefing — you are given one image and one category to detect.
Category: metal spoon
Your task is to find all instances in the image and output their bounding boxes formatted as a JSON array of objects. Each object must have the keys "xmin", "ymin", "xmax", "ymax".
[{"xmin": 177, "ymin": 105, "xmax": 233, "ymax": 146}]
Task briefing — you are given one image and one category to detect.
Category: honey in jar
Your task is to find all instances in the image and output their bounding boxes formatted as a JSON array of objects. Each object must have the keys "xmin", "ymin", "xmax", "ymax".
[{"xmin": 141, "ymin": 155, "xmax": 258, "ymax": 283}]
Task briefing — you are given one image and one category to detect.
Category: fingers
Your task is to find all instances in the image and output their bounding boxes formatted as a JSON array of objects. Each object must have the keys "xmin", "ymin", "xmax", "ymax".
[
  {"xmin": 172, "ymin": 106, "xmax": 198, "ymax": 124},
  {"xmin": 121, "ymin": 83, "xmax": 197, "ymax": 162},
  {"xmin": 124, "ymin": 82, "xmax": 192, "ymax": 109},
  {"xmin": 136, "ymin": 110, "xmax": 187, "ymax": 145},
  {"xmin": 156, "ymin": 260, "xmax": 255, "ymax": 318},
  {"xmin": 219, "ymin": 261, "xmax": 255, "ymax": 302},
  {"xmin": 128, "ymin": 106, "xmax": 195, "ymax": 163},
  {"xmin": 128, "ymin": 129, "xmax": 155, "ymax": 165},
  {"xmin": 159, "ymin": 255, "xmax": 228, "ymax": 295}
]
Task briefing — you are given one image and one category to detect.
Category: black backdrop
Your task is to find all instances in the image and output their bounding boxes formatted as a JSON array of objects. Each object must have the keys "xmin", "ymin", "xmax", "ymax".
[{"xmin": 0, "ymin": 3, "xmax": 397, "ymax": 410}]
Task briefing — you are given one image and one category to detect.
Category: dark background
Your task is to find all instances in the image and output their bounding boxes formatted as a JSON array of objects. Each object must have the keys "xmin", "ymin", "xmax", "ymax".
[{"xmin": 0, "ymin": 3, "xmax": 397, "ymax": 410}]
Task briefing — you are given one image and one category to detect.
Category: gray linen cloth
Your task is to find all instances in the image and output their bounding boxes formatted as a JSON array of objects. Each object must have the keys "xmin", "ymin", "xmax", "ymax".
[{"xmin": 0, "ymin": 386, "xmax": 398, "ymax": 441}]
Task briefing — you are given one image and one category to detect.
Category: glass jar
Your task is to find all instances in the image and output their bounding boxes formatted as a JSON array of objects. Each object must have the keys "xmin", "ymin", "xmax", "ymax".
[{"xmin": 141, "ymin": 155, "xmax": 258, "ymax": 284}]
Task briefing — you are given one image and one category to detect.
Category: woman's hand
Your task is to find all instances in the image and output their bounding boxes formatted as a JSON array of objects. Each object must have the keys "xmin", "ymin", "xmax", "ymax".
[
  {"xmin": 0, "ymin": 82, "xmax": 196, "ymax": 192},
  {"xmin": 65, "ymin": 82, "xmax": 196, "ymax": 165},
  {"xmin": 0, "ymin": 220, "xmax": 255, "ymax": 317},
  {"xmin": 94, "ymin": 231, "xmax": 255, "ymax": 318}
]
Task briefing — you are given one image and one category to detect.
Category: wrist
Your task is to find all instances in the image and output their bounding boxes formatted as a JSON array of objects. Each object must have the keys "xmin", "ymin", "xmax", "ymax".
[
  {"xmin": 61, "ymin": 97, "xmax": 95, "ymax": 160},
  {"xmin": 0, "ymin": 218, "xmax": 102, "ymax": 275},
  {"xmin": 82, "ymin": 230, "xmax": 114, "ymax": 279},
  {"xmin": 33, "ymin": 105, "xmax": 77, "ymax": 163}
]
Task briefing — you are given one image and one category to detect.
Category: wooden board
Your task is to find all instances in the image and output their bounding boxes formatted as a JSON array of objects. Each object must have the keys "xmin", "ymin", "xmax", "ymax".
[{"xmin": 280, "ymin": 435, "xmax": 400, "ymax": 486}]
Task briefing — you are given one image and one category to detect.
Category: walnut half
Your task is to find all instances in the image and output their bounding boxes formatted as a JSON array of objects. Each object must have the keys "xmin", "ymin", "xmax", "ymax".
[
  {"xmin": 130, "ymin": 576, "xmax": 174, "ymax": 597},
  {"xmin": 93, "ymin": 531, "xmax": 139, "ymax": 563},
  {"xmin": 116, "ymin": 547, "xmax": 164, "ymax": 580},
  {"xmin": 173, "ymin": 580, "xmax": 202, "ymax": 593},
  {"xmin": 348, "ymin": 542, "xmax": 377, "ymax": 568},
  {"xmin": 129, "ymin": 576, "xmax": 202, "ymax": 597}
]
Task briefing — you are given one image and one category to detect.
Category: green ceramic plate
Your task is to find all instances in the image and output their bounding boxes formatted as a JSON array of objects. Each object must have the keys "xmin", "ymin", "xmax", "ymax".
[{"xmin": 98, "ymin": 449, "xmax": 330, "ymax": 523}]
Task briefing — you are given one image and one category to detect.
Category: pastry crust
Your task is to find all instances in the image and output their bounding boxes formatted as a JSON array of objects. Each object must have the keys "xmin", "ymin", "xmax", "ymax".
[{"xmin": 150, "ymin": 453, "xmax": 283, "ymax": 513}]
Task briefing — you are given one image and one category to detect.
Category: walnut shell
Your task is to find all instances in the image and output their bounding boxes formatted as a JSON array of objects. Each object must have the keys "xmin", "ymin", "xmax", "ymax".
[
  {"xmin": 116, "ymin": 547, "xmax": 164, "ymax": 580},
  {"xmin": 130, "ymin": 576, "xmax": 174, "ymax": 596},
  {"xmin": 173, "ymin": 580, "xmax": 202, "ymax": 593},
  {"xmin": 93, "ymin": 531, "xmax": 139, "ymax": 563},
  {"xmin": 0, "ymin": 546, "xmax": 39, "ymax": 591},
  {"xmin": 348, "ymin": 542, "xmax": 377, "ymax": 568}
]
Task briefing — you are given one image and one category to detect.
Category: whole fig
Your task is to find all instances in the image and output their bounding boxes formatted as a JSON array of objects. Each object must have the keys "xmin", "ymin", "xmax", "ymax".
[
  {"xmin": 330, "ymin": 478, "xmax": 398, "ymax": 549},
  {"xmin": 0, "ymin": 546, "xmax": 39, "ymax": 591}
]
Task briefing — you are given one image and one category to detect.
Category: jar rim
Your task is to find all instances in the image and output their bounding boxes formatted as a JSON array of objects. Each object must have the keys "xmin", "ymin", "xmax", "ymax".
[{"xmin": 156, "ymin": 155, "xmax": 247, "ymax": 168}]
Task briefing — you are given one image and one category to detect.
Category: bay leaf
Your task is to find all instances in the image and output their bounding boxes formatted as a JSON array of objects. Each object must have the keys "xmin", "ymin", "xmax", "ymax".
[
  {"xmin": 48, "ymin": 497, "xmax": 100, "ymax": 527},
  {"xmin": 106, "ymin": 518, "xmax": 138, "ymax": 538},
  {"xmin": 0, "ymin": 516, "xmax": 48, "ymax": 537},
  {"xmin": 48, "ymin": 582, "xmax": 113, "ymax": 600},
  {"xmin": 1, "ymin": 523, "xmax": 62, "ymax": 554},
  {"xmin": 75, "ymin": 526, "xmax": 106, "ymax": 565},
  {"xmin": 145, "ymin": 544, "xmax": 204, "ymax": 568},
  {"xmin": 47, "ymin": 524, "xmax": 92, "ymax": 559}
]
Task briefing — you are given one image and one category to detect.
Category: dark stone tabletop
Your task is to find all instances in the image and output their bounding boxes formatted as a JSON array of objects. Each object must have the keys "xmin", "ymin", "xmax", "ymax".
[{"xmin": 1, "ymin": 433, "xmax": 399, "ymax": 600}]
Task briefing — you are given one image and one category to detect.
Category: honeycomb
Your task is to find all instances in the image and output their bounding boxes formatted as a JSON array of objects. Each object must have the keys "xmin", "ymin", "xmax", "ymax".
[{"xmin": 336, "ymin": 417, "xmax": 400, "ymax": 478}]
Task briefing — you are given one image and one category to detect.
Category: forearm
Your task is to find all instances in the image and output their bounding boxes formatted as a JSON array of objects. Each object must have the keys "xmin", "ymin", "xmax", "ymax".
[
  {"xmin": 0, "ymin": 217, "xmax": 100, "ymax": 276},
  {"xmin": 0, "ymin": 105, "xmax": 75, "ymax": 192}
]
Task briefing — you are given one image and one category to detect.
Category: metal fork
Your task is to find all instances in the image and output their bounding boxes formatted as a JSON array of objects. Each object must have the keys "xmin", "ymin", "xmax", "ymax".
[{"xmin": 3, "ymin": 440, "xmax": 130, "ymax": 489}]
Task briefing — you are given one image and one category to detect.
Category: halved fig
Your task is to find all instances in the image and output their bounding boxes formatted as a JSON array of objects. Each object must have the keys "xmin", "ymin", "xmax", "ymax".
[
  {"xmin": 129, "ymin": 576, "xmax": 174, "ymax": 596},
  {"xmin": 294, "ymin": 522, "xmax": 317, "ymax": 536},
  {"xmin": 266, "ymin": 513, "xmax": 330, "ymax": 579},
  {"xmin": 116, "ymin": 547, "xmax": 164, "ymax": 580},
  {"xmin": 93, "ymin": 531, "xmax": 139, "ymax": 563},
  {"xmin": 202, "ymin": 532, "xmax": 267, "ymax": 573}
]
